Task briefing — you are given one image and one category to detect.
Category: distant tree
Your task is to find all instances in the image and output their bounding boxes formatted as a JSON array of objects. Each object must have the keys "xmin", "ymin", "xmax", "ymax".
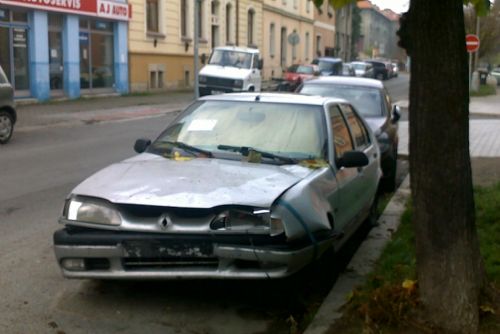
[
  {"xmin": 350, "ymin": 5, "xmax": 361, "ymax": 60},
  {"xmin": 313, "ymin": 0, "xmax": 494, "ymax": 332},
  {"xmin": 464, "ymin": 1, "xmax": 500, "ymax": 61}
]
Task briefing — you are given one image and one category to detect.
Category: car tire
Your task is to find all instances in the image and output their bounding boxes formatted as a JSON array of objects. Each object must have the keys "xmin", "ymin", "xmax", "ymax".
[
  {"xmin": 365, "ymin": 192, "xmax": 380, "ymax": 227},
  {"xmin": 0, "ymin": 110, "xmax": 14, "ymax": 144}
]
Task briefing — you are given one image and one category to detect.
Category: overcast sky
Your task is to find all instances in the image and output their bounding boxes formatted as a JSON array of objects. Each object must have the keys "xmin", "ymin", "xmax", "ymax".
[{"xmin": 369, "ymin": 0, "xmax": 410, "ymax": 14}]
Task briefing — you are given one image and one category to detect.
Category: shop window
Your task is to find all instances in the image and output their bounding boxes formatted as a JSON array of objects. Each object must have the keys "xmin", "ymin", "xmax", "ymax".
[
  {"xmin": 147, "ymin": 0, "xmax": 160, "ymax": 33},
  {"xmin": 12, "ymin": 11, "xmax": 27, "ymax": 23},
  {"xmin": 0, "ymin": 9, "xmax": 9, "ymax": 22},
  {"xmin": 80, "ymin": 19, "xmax": 115, "ymax": 90},
  {"xmin": 48, "ymin": 14, "xmax": 64, "ymax": 91}
]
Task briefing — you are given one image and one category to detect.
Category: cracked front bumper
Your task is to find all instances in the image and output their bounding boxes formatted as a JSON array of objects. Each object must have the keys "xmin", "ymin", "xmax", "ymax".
[{"xmin": 53, "ymin": 228, "xmax": 325, "ymax": 279}]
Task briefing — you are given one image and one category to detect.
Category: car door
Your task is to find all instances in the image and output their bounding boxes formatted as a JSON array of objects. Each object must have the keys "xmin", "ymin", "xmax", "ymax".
[
  {"xmin": 339, "ymin": 104, "xmax": 379, "ymax": 218},
  {"xmin": 327, "ymin": 104, "xmax": 359, "ymax": 232}
]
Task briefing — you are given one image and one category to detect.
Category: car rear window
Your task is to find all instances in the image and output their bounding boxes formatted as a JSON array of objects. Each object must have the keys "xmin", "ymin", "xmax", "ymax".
[{"xmin": 299, "ymin": 84, "xmax": 384, "ymax": 117}]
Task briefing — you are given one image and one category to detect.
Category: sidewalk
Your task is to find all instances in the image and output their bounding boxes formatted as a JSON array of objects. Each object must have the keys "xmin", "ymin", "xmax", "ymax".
[{"xmin": 15, "ymin": 91, "xmax": 195, "ymax": 132}]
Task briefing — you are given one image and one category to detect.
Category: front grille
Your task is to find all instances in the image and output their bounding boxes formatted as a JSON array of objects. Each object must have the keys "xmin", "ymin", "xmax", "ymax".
[
  {"xmin": 123, "ymin": 257, "xmax": 219, "ymax": 270},
  {"xmin": 205, "ymin": 76, "xmax": 235, "ymax": 88}
]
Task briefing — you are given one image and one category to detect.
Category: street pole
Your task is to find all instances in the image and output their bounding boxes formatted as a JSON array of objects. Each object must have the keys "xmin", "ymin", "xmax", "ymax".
[
  {"xmin": 469, "ymin": 52, "xmax": 472, "ymax": 91},
  {"xmin": 194, "ymin": 0, "xmax": 200, "ymax": 98}
]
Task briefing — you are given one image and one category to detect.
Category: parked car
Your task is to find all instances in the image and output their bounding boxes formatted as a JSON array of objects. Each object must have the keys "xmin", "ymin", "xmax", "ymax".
[
  {"xmin": 198, "ymin": 46, "xmax": 262, "ymax": 96},
  {"xmin": 53, "ymin": 93, "xmax": 382, "ymax": 280},
  {"xmin": 0, "ymin": 65, "xmax": 16, "ymax": 144},
  {"xmin": 278, "ymin": 64, "xmax": 319, "ymax": 91},
  {"xmin": 365, "ymin": 60, "xmax": 389, "ymax": 80},
  {"xmin": 391, "ymin": 63, "xmax": 399, "ymax": 78},
  {"xmin": 297, "ymin": 77, "xmax": 400, "ymax": 191},
  {"xmin": 491, "ymin": 67, "xmax": 500, "ymax": 86},
  {"xmin": 342, "ymin": 63, "xmax": 356, "ymax": 77},
  {"xmin": 350, "ymin": 61, "xmax": 374, "ymax": 78},
  {"xmin": 312, "ymin": 57, "xmax": 343, "ymax": 76}
]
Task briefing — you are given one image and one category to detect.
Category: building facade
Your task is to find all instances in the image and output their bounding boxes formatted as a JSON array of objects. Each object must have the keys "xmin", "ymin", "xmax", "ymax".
[
  {"xmin": 357, "ymin": 0, "xmax": 397, "ymax": 59},
  {"xmin": 0, "ymin": 0, "xmax": 130, "ymax": 101},
  {"xmin": 128, "ymin": 0, "xmax": 263, "ymax": 92},
  {"xmin": 262, "ymin": 0, "xmax": 314, "ymax": 80},
  {"xmin": 313, "ymin": 0, "xmax": 336, "ymax": 58},
  {"xmin": 335, "ymin": 3, "xmax": 353, "ymax": 61}
]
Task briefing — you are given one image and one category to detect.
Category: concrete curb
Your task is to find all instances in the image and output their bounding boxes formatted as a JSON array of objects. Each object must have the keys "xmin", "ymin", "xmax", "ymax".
[{"xmin": 304, "ymin": 175, "xmax": 411, "ymax": 334}]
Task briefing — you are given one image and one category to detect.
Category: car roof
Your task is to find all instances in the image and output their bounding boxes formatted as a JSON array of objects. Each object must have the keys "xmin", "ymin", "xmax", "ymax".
[
  {"xmin": 302, "ymin": 76, "xmax": 384, "ymax": 89},
  {"xmin": 199, "ymin": 92, "xmax": 346, "ymax": 106},
  {"xmin": 213, "ymin": 46, "xmax": 259, "ymax": 54}
]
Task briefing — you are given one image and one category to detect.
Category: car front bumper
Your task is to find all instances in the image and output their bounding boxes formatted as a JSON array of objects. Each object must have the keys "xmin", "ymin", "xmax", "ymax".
[{"xmin": 53, "ymin": 228, "xmax": 326, "ymax": 280}]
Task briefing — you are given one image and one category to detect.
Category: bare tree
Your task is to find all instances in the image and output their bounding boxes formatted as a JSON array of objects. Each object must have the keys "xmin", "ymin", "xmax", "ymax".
[{"xmin": 312, "ymin": 0, "xmax": 493, "ymax": 332}]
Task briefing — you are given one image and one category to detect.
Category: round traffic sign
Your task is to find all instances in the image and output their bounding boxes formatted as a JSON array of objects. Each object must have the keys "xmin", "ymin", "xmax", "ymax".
[{"xmin": 466, "ymin": 34, "xmax": 480, "ymax": 53}]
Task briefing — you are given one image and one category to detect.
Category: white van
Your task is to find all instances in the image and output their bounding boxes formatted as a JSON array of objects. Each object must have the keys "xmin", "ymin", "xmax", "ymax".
[{"xmin": 198, "ymin": 46, "xmax": 262, "ymax": 96}]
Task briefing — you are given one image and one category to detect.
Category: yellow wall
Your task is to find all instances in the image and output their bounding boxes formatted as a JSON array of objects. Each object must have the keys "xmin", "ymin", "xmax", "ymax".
[
  {"xmin": 129, "ymin": 0, "xmax": 263, "ymax": 91},
  {"xmin": 262, "ymin": 0, "xmax": 315, "ymax": 79}
]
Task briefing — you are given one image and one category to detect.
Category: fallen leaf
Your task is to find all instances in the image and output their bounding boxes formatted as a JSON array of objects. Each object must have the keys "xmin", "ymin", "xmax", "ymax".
[
  {"xmin": 402, "ymin": 279, "xmax": 417, "ymax": 291},
  {"xmin": 480, "ymin": 305, "xmax": 496, "ymax": 314}
]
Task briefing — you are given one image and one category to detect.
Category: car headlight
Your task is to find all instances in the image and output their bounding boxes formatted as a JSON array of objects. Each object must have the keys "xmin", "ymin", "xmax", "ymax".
[
  {"xmin": 234, "ymin": 80, "xmax": 243, "ymax": 88},
  {"xmin": 64, "ymin": 197, "xmax": 122, "ymax": 226},
  {"xmin": 210, "ymin": 209, "xmax": 284, "ymax": 236},
  {"xmin": 199, "ymin": 75, "xmax": 207, "ymax": 84}
]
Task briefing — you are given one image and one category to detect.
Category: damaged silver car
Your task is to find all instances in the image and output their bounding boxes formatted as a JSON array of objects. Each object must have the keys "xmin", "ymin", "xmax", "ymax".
[{"xmin": 53, "ymin": 93, "xmax": 382, "ymax": 279}]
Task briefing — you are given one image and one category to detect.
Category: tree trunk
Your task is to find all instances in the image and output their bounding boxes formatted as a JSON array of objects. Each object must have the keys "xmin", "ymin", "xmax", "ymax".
[{"xmin": 402, "ymin": 0, "xmax": 485, "ymax": 332}]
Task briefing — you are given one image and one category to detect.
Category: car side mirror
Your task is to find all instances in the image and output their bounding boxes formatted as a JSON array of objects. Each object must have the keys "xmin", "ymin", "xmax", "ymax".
[
  {"xmin": 201, "ymin": 53, "xmax": 207, "ymax": 65},
  {"xmin": 337, "ymin": 151, "xmax": 369, "ymax": 168},
  {"xmin": 134, "ymin": 138, "xmax": 151, "ymax": 153},
  {"xmin": 392, "ymin": 105, "xmax": 401, "ymax": 123},
  {"xmin": 258, "ymin": 59, "xmax": 263, "ymax": 70}
]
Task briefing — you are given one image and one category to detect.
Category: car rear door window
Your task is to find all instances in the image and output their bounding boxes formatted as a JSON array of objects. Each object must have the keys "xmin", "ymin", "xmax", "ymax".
[
  {"xmin": 0, "ymin": 66, "xmax": 7, "ymax": 84},
  {"xmin": 329, "ymin": 105, "xmax": 354, "ymax": 160},
  {"xmin": 341, "ymin": 104, "xmax": 371, "ymax": 150}
]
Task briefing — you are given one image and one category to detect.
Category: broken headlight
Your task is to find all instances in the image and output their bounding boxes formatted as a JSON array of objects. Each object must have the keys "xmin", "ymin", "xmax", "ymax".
[
  {"xmin": 210, "ymin": 209, "xmax": 284, "ymax": 236},
  {"xmin": 63, "ymin": 197, "xmax": 122, "ymax": 226}
]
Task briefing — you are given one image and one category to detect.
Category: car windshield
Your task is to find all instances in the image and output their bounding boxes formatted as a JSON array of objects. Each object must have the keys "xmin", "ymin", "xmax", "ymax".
[
  {"xmin": 296, "ymin": 66, "xmax": 314, "ymax": 74},
  {"xmin": 351, "ymin": 63, "xmax": 366, "ymax": 70},
  {"xmin": 150, "ymin": 100, "xmax": 327, "ymax": 162},
  {"xmin": 300, "ymin": 84, "xmax": 384, "ymax": 117},
  {"xmin": 208, "ymin": 50, "xmax": 253, "ymax": 69},
  {"xmin": 314, "ymin": 60, "xmax": 336, "ymax": 72}
]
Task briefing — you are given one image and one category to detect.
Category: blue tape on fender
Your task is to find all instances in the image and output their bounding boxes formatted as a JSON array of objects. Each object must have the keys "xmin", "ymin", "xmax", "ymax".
[{"xmin": 276, "ymin": 199, "xmax": 318, "ymax": 261}]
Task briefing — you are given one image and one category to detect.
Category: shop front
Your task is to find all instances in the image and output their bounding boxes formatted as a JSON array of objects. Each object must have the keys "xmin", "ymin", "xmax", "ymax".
[{"xmin": 0, "ymin": 0, "xmax": 130, "ymax": 101}]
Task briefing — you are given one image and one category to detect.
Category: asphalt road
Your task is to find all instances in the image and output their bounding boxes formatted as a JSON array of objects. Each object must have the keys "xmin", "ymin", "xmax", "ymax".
[{"xmin": 0, "ymin": 76, "xmax": 411, "ymax": 334}]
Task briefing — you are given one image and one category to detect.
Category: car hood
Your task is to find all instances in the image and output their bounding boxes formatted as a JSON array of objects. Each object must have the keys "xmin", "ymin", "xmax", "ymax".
[
  {"xmin": 200, "ymin": 64, "xmax": 251, "ymax": 80},
  {"xmin": 71, "ymin": 153, "xmax": 314, "ymax": 209}
]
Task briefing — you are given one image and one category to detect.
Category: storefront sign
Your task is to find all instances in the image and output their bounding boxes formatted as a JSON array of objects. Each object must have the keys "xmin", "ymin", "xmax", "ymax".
[{"xmin": 0, "ymin": 0, "xmax": 131, "ymax": 21}]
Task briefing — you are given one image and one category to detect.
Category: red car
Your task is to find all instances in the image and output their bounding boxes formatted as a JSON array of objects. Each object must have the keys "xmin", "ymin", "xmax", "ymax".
[{"xmin": 279, "ymin": 64, "xmax": 319, "ymax": 91}]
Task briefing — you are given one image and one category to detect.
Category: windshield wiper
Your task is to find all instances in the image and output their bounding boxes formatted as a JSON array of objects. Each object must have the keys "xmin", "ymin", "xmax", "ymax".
[
  {"xmin": 217, "ymin": 145, "xmax": 296, "ymax": 164},
  {"xmin": 159, "ymin": 141, "xmax": 213, "ymax": 157}
]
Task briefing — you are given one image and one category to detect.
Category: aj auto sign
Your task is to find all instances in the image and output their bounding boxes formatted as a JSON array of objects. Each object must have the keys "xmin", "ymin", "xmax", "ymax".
[{"xmin": 0, "ymin": 0, "xmax": 131, "ymax": 21}]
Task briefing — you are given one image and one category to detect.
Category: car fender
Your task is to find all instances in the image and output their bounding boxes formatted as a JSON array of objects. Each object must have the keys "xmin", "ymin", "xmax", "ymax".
[{"xmin": 272, "ymin": 167, "xmax": 337, "ymax": 242}]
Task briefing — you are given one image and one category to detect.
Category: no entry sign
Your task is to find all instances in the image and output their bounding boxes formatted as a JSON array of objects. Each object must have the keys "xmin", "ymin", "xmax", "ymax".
[{"xmin": 466, "ymin": 34, "xmax": 480, "ymax": 53}]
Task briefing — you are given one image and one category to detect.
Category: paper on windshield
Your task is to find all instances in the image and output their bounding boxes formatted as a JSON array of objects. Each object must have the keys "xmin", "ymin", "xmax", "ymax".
[{"xmin": 187, "ymin": 119, "xmax": 217, "ymax": 131}]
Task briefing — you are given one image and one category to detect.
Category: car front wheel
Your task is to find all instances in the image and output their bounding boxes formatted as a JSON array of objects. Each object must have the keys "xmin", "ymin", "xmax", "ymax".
[{"xmin": 0, "ymin": 111, "xmax": 14, "ymax": 144}]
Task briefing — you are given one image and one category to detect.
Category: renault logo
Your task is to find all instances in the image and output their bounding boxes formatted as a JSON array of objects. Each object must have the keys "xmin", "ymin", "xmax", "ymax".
[{"xmin": 158, "ymin": 213, "xmax": 172, "ymax": 230}]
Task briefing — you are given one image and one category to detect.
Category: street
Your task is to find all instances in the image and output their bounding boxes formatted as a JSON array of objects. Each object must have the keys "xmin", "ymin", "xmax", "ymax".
[{"xmin": 0, "ymin": 73, "xmax": 415, "ymax": 333}]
